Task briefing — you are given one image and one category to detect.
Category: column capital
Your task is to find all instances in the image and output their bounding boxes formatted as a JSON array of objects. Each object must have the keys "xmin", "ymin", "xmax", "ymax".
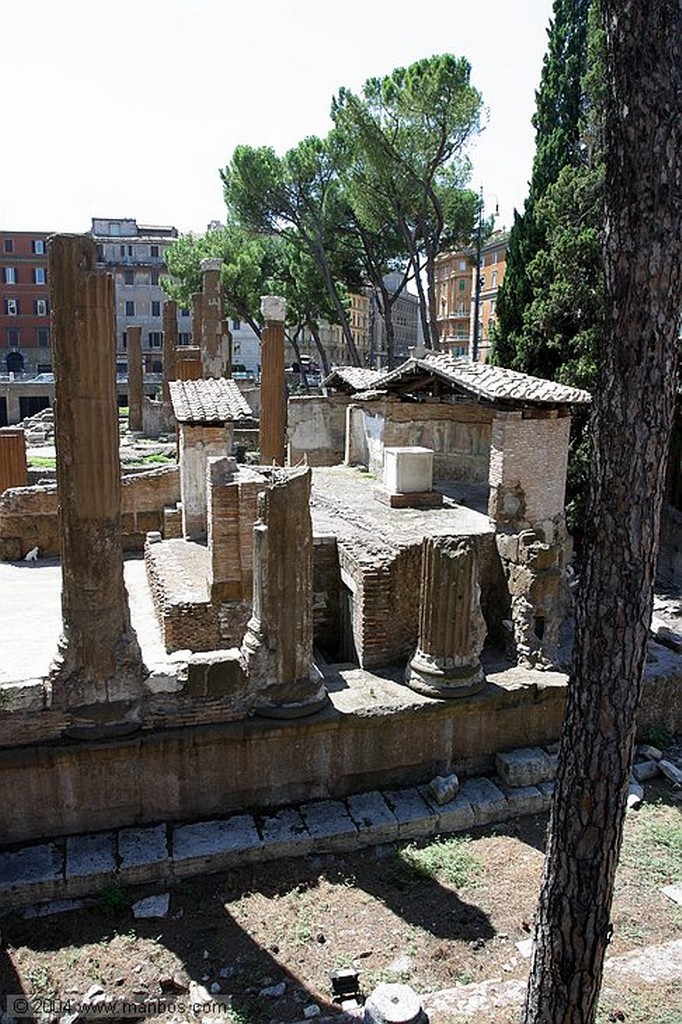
[{"xmin": 260, "ymin": 295, "xmax": 286, "ymax": 323}]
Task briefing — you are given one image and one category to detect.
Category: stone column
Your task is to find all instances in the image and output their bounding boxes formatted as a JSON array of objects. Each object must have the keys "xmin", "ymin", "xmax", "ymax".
[
  {"xmin": 405, "ymin": 536, "xmax": 486, "ymax": 698},
  {"xmin": 176, "ymin": 347, "xmax": 203, "ymax": 381},
  {"xmin": 48, "ymin": 234, "xmax": 144, "ymax": 714},
  {"xmin": 0, "ymin": 427, "xmax": 28, "ymax": 493},
  {"xmin": 240, "ymin": 466, "xmax": 327, "ymax": 717},
  {"xmin": 259, "ymin": 295, "xmax": 286, "ymax": 466},
  {"xmin": 191, "ymin": 291, "xmax": 203, "ymax": 351},
  {"xmin": 162, "ymin": 299, "xmax": 178, "ymax": 404},
  {"xmin": 199, "ymin": 258, "xmax": 229, "ymax": 378},
  {"xmin": 127, "ymin": 325, "xmax": 143, "ymax": 431}
]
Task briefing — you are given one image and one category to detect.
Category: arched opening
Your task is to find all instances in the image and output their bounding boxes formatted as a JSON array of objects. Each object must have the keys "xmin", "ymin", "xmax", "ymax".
[{"xmin": 6, "ymin": 351, "xmax": 24, "ymax": 374}]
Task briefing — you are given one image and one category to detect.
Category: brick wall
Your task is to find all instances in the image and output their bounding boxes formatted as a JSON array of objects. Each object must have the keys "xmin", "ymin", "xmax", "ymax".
[
  {"xmin": 488, "ymin": 411, "xmax": 571, "ymax": 525},
  {"xmin": 0, "ymin": 465, "xmax": 180, "ymax": 559},
  {"xmin": 288, "ymin": 394, "xmax": 351, "ymax": 467}
]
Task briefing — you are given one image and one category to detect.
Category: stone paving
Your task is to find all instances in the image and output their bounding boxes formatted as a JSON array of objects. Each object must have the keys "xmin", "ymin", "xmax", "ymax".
[{"xmin": 0, "ymin": 748, "xmax": 557, "ymax": 909}]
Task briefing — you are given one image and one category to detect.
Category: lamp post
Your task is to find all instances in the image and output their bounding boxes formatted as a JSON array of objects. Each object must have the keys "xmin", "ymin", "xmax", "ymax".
[{"xmin": 471, "ymin": 189, "xmax": 498, "ymax": 363}]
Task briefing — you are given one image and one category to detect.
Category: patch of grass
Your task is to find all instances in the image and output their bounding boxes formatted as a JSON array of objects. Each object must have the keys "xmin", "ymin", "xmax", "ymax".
[
  {"xmin": 641, "ymin": 724, "xmax": 674, "ymax": 749},
  {"xmin": 142, "ymin": 453, "xmax": 174, "ymax": 464},
  {"xmin": 27, "ymin": 455, "xmax": 55, "ymax": 468},
  {"xmin": 597, "ymin": 979, "xmax": 682, "ymax": 1024},
  {"xmin": 386, "ymin": 836, "xmax": 483, "ymax": 891},
  {"xmin": 620, "ymin": 799, "xmax": 682, "ymax": 886}
]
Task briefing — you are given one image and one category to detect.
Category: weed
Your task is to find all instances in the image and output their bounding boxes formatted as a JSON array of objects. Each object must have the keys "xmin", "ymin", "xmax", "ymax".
[
  {"xmin": 97, "ymin": 885, "xmax": 128, "ymax": 915},
  {"xmin": 620, "ymin": 800, "xmax": 682, "ymax": 886},
  {"xmin": 642, "ymin": 724, "xmax": 673, "ymax": 750},
  {"xmin": 387, "ymin": 837, "xmax": 483, "ymax": 891}
]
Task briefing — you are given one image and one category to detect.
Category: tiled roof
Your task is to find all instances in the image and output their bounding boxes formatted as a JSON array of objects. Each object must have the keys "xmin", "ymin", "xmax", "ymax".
[
  {"xmin": 373, "ymin": 352, "xmax": 591, "ymax": 407},
  {"xmin": 169, "ymin": 378, "xmax": 253, "ymax": 424},
  {"xmin": 321, "ymin": 367, "xmax": 384, "ymax": 393}
]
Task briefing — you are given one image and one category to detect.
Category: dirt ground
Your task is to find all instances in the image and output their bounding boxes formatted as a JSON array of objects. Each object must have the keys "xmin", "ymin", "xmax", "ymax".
[{"xmin": 1, "ymin": 781, "xmax": 680, "ymax": 1024}]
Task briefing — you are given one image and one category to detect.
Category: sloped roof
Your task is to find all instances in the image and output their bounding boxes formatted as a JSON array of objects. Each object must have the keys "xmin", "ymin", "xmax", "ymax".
[
  {"xmin": 374, "ymin": 352, "xmax": 591, "ymax": 407},
  {"xmin": 321, "ymin": 367, "xmax": 384, "ymax": 393},
  {"xmin": 169, "ymin": 377, "xmax": 253, "ymax": 424}
]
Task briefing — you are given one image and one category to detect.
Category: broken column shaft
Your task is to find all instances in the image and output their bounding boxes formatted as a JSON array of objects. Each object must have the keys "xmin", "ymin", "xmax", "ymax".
[
  {"xmin": 48, "ymin": 234, "xmax": 144, "ymax": 711},
  {"xmin": 162, "ymin": 299, "xmax": 178, "ymax": 404},
  {"xmin": 240, "ymin": 466, "xmax": 327, "ymax": 717},
  {"xmin": 127, "ymin": 325, "xmax": 143, "ymax": 431},
  {"xmin": 406, "ymin": 536, "xmax": 486, "ymax": 697},
  {"xmin": 200, "ymin": 258, "xmax": 230, "ymax": 378},
  {"xmin": 259, "ymin": 295, "xmax": 286, "ymax": 466}
]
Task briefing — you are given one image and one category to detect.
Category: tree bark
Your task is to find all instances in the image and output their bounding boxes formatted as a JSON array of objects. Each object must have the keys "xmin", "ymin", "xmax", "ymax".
[{"xmin": 524, "ymin": 5, "xmax": 682, "ymax": 1023}]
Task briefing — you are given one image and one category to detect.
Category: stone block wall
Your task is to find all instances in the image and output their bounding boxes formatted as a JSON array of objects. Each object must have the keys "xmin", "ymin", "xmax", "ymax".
[
  {"xmin": 488, "ymin": 411, "xmax": 571, "ymax": 525},
  {"xmin": 179, "ymin": 423, "xmax": 233, "ymax": 540},
  {"xmin": 0, "ymin": 466, "xmax": 180, "ymax": 559},
  {"xmin": 288, "ymin": 394, "xmax": 352, "ymax": 467},
  {"xmin": 346, "ymin": 399, "xmax": 493, "ymax": 483}
]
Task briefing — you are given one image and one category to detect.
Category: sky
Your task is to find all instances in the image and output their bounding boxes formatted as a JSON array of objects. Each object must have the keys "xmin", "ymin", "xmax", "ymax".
[{"xmin": 1, "ymin": 0, "xmax": 554, "ymax": 237}]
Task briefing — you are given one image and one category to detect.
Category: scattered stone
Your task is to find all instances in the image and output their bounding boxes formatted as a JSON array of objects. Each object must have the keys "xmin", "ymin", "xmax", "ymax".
[
  {"xmin": 428, "ymin": 774, "xmax": 460, "ymax": 806},
  {"xmin": 259, "ymin": 981, "xmax": 286, "ymax": 999},
  {"xmin": 218, "ymin": 967, "xmax": 234, "ymax": 980},
  {"xmin": 189, "ymin": 981, "xmax": 213, "ymax": 1006},
  {"xmin": 662, "ymin": 885, "xmax": 682, "ymax": 905},
  {"xmin": 659, "ymin": 760, "xmax": 682, "ymax": 786},
  {"xmin": 626, "ymin": 781, "xmax": 644, "ymax": 809},
  {"xmin": 304, "ymin": 1005, "xmax": 321, "ymax": 1018},
  {"xmin": 85, "ymin": 984, "xmax": 106, "ymax": 1002},
  {"xmin": 21, "ymin": 898, "xmax": 85, "ymax": 918},
  {"xmin": 632, "ymin": 760, "xmax": 660, "ymax": 782},
  {"xmin": 515, "ymin": 939, "xmax": 533, "ymax": 958},
  {"xmin": 650, "ymin": 615, "xmax": 682, "ymax": 652},
  {"xmin": 364, "ymin": 982, "xmax": 423, "ymax": 1024},
  {"xmin": 638, "ymin": 743, "xmax": 663, "ymax": 761},
  {"xmin": 496, "ymin": 747, "xmax": 555, "ymax": 788},
  {"xmin": 132, "ymin": 893, "xmax": 170, "ymax": 918},
  {"xmin": 210, "ymin": 982, "xmax": 222, "ymax": 994},
  {"xmin": 388, "ymin": 955, "xmax": 412, "ymax": 975}
]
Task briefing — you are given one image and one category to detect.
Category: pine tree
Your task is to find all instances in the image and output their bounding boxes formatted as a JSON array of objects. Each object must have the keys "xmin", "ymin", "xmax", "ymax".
[{"xmin": 491, "ymin": 0, "xmax": 593, "ymax": 377}]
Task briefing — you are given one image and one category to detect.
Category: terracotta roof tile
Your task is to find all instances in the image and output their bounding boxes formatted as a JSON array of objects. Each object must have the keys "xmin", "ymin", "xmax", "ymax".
[{"xmin": 168, "ymin": 377, "xmax": 253, "ymax": 424}]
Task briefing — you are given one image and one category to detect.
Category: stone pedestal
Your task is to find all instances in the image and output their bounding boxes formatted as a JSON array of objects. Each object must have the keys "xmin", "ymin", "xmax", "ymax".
[
  {"xmin": 199, "ymin": 259, "xmax": 230, "ymax": 378},
  {"xmin": 406, "ymin": 536, "xmax": 486, "ymax": 698},
  {"xmin": 240, "ymin": 466, "xmax": 327, "ymax": 717},
  {"xmin": 0, "ymin": 428, "xmax": 28, "ymax": 494},
  {"xmin": 126, "ymin": 326, "xmax": 143, "ymax": 432},
  {"xmin": 47, "ymin": 234, "xmax": 144, "ymax": 715},
  {"xmin": 162, "ymin": 300, "xmax": 178, "ymax": 404},
  {"xmin": 259, "ymin": 295, "xmax": 286, "ymax": 466}
]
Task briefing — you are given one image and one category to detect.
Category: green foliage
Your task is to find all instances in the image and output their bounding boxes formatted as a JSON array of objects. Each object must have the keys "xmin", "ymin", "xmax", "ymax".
[
  {"xmin": 97, "ymin": 884, "xmax": 128, "ymax": 915},
  {"xmin": 386, "ymin": 836, "xmax": 483, "ymax": 890}
]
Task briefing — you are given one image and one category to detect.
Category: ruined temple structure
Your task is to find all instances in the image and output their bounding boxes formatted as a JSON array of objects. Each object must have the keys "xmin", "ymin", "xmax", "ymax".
[{"xmin": 290, "ymin": 350, "xmax": 591, "ymax": 669}]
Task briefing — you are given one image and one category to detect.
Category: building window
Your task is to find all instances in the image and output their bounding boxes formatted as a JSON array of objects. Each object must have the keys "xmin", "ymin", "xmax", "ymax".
[
  {"xmin": 150, "ymin": 245, "xmax": 160, "ymax": 258},
  {"xmin": 125, "ymin": 301, "xmax": 135, "ymax": 317},
  {"xmin": 127, "ymin": 245, "xmax": 133, "ymax": 257},
  {"xmin": 232, "ymin": 319, "xmax": 241, "ymax": 330},
  {"xmin": 491, "ymin": 251, "xmax": 498, "ymax": 265},
  {"xmin": 7, "ymin": 328, "xmax": 20, "ymax": 346},
  {"xmin": 480, "ymin": 275, "xmax": 486, "ymax": 289},
  {"xmin": 3, "ymin": 267, "xmax": 16, "ymax": 284},
  {"xmin": 34, "ymin": 267, "xmax": 46, "ymax": 285},
  {"xmin": 459, "ymin": 279, "xmax": 466, "ymax": 292},
  {"xmin": 178, "ymin": 332, "xmax": 191, "ymax": 345},
  {"xmin": 149, "ymin": 331, "xmax": 162, "ymax": 348},
  {"xmin": 35, "ymin": 299, "xmax": 48, "ymax": 316},
  {"xmin": 4, "ymin": 299, "xmax": 18, "ymax": 315},
  {"xmin": 459, "ymin": 260, "xmax": 466, "ymax": 271},
  {"xmin": 151, "ymin": 301, "xmax": 161, "ymax": 317},
  {"xmin": 122, "ymin": 331, "xmax": 127, "ymax": 350},
  {"xmin": 124, "ymin": 270, "xmax": 134, "ymax": 285},
  {"xmin": 151, "ymin": 269, "xmax": 160, "ymax": 285},
  {"xmin": 491, "ymin": 270, "xmax": 498, "ymax": 289},
  {"xmin": 96, "ymin": 244, "xmax": 104, "ymax": 261},
  {"xmin": 120, "ymin": 245, "xmax": 125, "ymax": 257},
  {"xmin": 3, "ymin": 239, "xmax": 14, "ymax": 254},
  {"xmin": 180, "ymin": 307, "xmax": 190, "ymax": 317},
  {"xmin": 32, "ymin": 239, "xmax": 45, "ymax": 254},
  {"xmin": 37, "ymin": 328, "xmax": 50, "ymax": 347}
]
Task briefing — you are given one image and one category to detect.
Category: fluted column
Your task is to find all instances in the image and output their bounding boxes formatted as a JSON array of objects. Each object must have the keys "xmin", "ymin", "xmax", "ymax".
[
  {"xmin": 127, "ymin": 325, "xmax": 143, "ymax": 431},
  {"xmin": 240, "ymin": 466, "xmax": 327, "ymax": 717},
  {"xmin": 162, "ymin": 299, "xmax": 178, "ymax": 404},
  {"xmin": 259, "ymin": 295, "xmax": 286, "ymax": 466},
  {"xmin": 0, "ymin": 427, "xmax": 28, "ymax": 493},
  {"xmin": 405, "ymin": 536, "xmax": 486, "ymax": 697},
  {"xmin": 48, "ymin": 234, "xmax": 144, "ymax": 712}
]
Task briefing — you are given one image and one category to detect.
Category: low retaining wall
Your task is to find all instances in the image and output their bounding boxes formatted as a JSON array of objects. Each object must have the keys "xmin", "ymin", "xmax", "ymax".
[{"xmin": 0, "ymin": 465, "xmax": 180, "ymax": 559}]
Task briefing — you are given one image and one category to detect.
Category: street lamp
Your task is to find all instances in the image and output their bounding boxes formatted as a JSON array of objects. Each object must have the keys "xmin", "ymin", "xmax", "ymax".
[{"xmin": 471, "ymin": 188, "xmax": 498, "ymax": 363}]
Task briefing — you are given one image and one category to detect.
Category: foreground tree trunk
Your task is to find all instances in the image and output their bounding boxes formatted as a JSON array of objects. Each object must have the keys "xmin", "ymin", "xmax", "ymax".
[{"xmin": 524, "ymin": 5, "xmax": 682, "ymax": 1024}]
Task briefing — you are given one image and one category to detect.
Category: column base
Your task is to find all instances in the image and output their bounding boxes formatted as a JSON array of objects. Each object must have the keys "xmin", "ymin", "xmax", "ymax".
[
  {"xmin": 254, "ymin": 683, "xmax": 329, "ymax": 720},
  {"xmin": 404, "ymin": 653, "xmax": 486, "ymax": 699}
]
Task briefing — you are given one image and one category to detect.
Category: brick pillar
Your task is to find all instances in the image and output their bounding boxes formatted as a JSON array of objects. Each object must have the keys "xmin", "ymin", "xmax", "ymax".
[
  {"xmin": 240, "ymin": 466, "xmax": 327, "ymax": 717},
  {"xmin": 405, "ymin": 536, "xmax": 486, "ymax": 698},
  {"xmin": 48, "ymin": 234, "xmax": 144, "ymax": 712},
  {"xmin": 259, "ymin": 295, "xmax": 286, "ymax": 466},
  {"xmin": 199, "ymin": 258, "xmax": 230, "ymax": 378},
  {"xmin": 191, "ymin": 291, "xmax": 203, "ymax": 353},
  {"xmin": 127, "ymin": 325, "xmax": 143, "ymax": 431},
  {"xmin": 0, "ymin": 427, "xmax": 28, "ymax": 493},
  {"xmin": 207, "ymin": 456, "xmax": 241, "ymax": 603},
  {"xmin": 162, "ymin": 299, "xmax": 178, "ymax": 404},
  {"xmin": 179, "ymin": 422, "xmax": 233, "ymax": 540}
]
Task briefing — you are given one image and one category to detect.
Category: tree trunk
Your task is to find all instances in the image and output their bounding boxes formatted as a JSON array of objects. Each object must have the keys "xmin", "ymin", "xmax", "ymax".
[
  {"xmin": 307, "ymin": 321, "xmax": 330, "ymax": 377},
  {"xmin": 424, "ymin": 247, "xmax": 441, "ymax": 350},
  {"xmin": 524, "ymin": 5, "xmax": 682, "ymax": 1023}
]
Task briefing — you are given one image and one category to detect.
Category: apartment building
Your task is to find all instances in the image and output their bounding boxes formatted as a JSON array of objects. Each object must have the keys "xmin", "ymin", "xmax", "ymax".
[
  {"xmin": 0, "ymin": 231, "xmax": 52, "ymax": 375},
  {"xmin": 89, "ymin": 218, "xmax": 190, "ymax": 372}
]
